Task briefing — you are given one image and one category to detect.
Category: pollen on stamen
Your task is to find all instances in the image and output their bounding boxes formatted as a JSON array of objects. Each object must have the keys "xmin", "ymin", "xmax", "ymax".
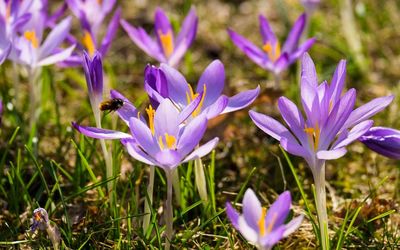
[
  {"xmin": 258, "ymin": 207, "xmax": 267, "ymax": 236},
  {"xmin": 82, "ymin": 31, "xmax": 95, "ymax": 57},
  {"xmin": 158, "ymin": 30, "xmax": 174, "ymax": 58},
  {"xmin": 146, "ymin": 105, "xmax": 156, "ymax": 135},
  {"xmin": 24, "ymin": 30, "xmax": 39, "ymax": 48},
  {"xmin": 262, "ymin": 42, "xmax": 281, "ymax": 62}
]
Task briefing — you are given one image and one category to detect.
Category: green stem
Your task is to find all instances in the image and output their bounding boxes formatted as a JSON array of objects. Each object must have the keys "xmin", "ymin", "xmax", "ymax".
[
  {"xmin": 143, "ymin": 165, "xmax": 155, "ymax": 232},
  {"xmin": 165, "ymin": 169, "xmax": 174, "ymax": 250},
  {"xmin": 313, "ymin": 163, "xmax": 329, "ymax": 250}
]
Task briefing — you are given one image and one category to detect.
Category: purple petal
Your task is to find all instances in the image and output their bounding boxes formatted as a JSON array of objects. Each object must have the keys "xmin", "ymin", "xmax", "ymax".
[
  {"xmin": 249, "ymin": 110, "xmax": 297, "ymax": 143},
  {"xmin": 154, "ymin": 99, "xmax": 180, "ymax": 138},
  {"xmin": 196, "ymin": 60, "xmax": 225, "ymax": 107},
  {"xmin": 129, "ymin": 117, "xmax": 158, "ymax": 156},
  {"xmin": 83, "ymin": 51, "xmax": 103, "ymax": 103},
  {"xmin": 333, "ymin": 120, "xmax": 373, "ymax": 149},
  {"xmin": 316, "ymin": 147, "xmax": 347, "ymax": 160},
  {"xmin": 278, "ymin": 97, "xmax": 308, "ymax": 144},
  {"xmin": 226, "ymin": 202, "xmax": 240, "ymax": 229},
  {"xmin": 242, "ymin": 188, "xmax": 262, "ymax": 232},
  {"xmin": 282, "ymin": 14, "xmax": 306, "ymax": 53},
  {"xmin": 301, "ymin": 52, "xmax": 318, "ymax": 88},
  {"xmin": 72, "ymin": 122, "xmax": 131, "ymax": 139},
  {"xmin": 144, "ymin": 64, "xmax": 168, "ymax": 107},
  {"xmin": 227, "ymin": 28, "xmax": 268, "ymax": 69},
  {"xmin": 343, "ymin": 95, "xmax": 394, "ymax": 130},
  {"xmin": 265, "ymin": 191, "xmax": 291, "ymax": 231},
  {"xmin": 110, "ymin": 90, "xmax": 138, "ymax": 125},
  {"xmin": 182, "ymin": 137, "xmax": 219, "ymax": 163},
  {"xmin": 203, "ymin": 95, "xmax": 229, "ymax": 119},
  {"xmin": 99, "ymin": 8, "xmax": 121, "ymax": 56},
  {"xmin": 177, "ymin": 92, "xmax": 203, "ymax": 124},
  {"xmin": 283, "ymin": 215, "xmax": 304, "ymax": 237},
  {"xmin": 168, "ymin": 7, "xmax": 198, "ymax": 67},
  {"xmin": 120, "ymin": 20, "xmax": 166, "ymax": 62},
  {"xmin": 155, "ymin": 149, "xmax": 182, "ymax": 170},
  {"xmin": 274, "ymin": 53, "xmax": 290, "ymax": 74},
  {"xmin": 328, "ymin": 59, "xmax": 347, "ymax": 105},
  {"xmin": 222, "ymin": 86, "xmax": 260, "ymax": 114},
  {"xmin": 177, "ymin": 115, "xmax": 208, "ymax": 156},
  {"xmin": 37, "ymin": 45, "xmax": 76, "ymax": 66},
  {"xmin": 122, "ymin": 139, "xmax": 156, "ymax": 166},
  {"xmin": 259, "ymin": 225, "xmax": 285, "ymax": 248},
  {"xmin": 154, "ymin": 7, "xmax": 174, "ymax": 39},
  {"xmin": 159, "ymin": 63, "xmax": 190, "ymax": 107},
  {"xmin": 289, "ymin": 38, "xmax": 316, "ymax": 62},
  {"xmin": 259, "ymin": 15, "xmax": 277, "ymax": 44},
  {"xmin": 280, "ymin": 137, "xmax": 309, "ymax": 158},
  {"xmin": 39, "ymin": 16, "xmax": 72, "ymax": 59},
  {"xmin": 359, "ymin": 127, "xmax": 400, "ymax": 159}
]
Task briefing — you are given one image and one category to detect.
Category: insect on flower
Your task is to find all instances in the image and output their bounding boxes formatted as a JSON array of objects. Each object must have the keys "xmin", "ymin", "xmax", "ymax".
[{"xmin": 99, "ymin": 98, "xmax": 124, "ymax": 113}]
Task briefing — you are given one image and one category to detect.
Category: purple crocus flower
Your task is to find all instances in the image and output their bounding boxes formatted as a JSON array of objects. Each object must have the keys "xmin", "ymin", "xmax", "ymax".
[
  {"xmin": 301, "ymin": 0, "xmax": 320, "ymax": 12},
  {"xmin": 359, "ymin": 127, "xmax": 400, "ymax": 159},
  {"xmin": 121, "ymin": 7, "xmax": 198, "ymax": 67},
  {"xmin": 249, "ymin": 53, "xmax": 393, "ymax": 250},
  {"xmin": 122, "ymin": 98, "xmax": 219, "ymax": 170},
  {"xmin": 9, "ymin": 16, "xmax": 75, "ymax": 69},
  {"xmin": 226, "ymin": 189, "xmax": 303, "ymax": 250},
  {"xmin": 228, "ymin": 14, "xmax": 315, "ymax": 76},
  {"xmin": 30, "ymin": 207, "xmax": 61, "ymax": 249},
  {"xmin": 83, "ymin": 50, "xmax": 103, "ymax": 113},
  {"xmin": 61, "ymin": 4, "xmax": 121, "ymax": 67},
  {"xmin": 145, "ymin": 60, "xmax": 260, "ymax": 119}
]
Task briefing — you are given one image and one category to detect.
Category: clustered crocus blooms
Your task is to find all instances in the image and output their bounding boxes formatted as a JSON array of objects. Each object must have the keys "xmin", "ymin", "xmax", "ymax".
[
  {"xmin": 30, "ymin": 208, "xmax": 61, "ymax": 250},
  {"xmin": 359, "ymin": 127, "xmax": 400, "ymax": 159},
  {"xmin": 121, "ymin": 7, "xmax": 198, "ymax": 68},
  {"xmin": 63, "ymin": 0, "xmax": 120, "ymax": 66},
  {"xmin": 228, "ymin": 14, "xmax": 315, "ymax": 80},
  {"xmin": 226, "ymin": 189, "xmax": 303, "ymax": 250},
  {"xmin": 249, "ymin": 53, "xmax": 393, "ymax": 250}
]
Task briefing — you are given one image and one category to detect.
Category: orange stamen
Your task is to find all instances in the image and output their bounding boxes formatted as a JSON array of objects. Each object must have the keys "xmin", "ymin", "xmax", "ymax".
[
  {"xmin": 82, "ymin": 31, "xmax": 95, "ymax": 57},
  {"xmin": 158, "ymin": 30, "xmax": 174, "ymax": 57},
  {"xmin": 24, "ymin": 30, "xmax": 39, "ymax": 48},
  {"xmin": 145, "ymin": 105, "xmax": 156, "ymax": 135},
  {"xmin": 262, "ymin": 42, "xmax": 281, "ymax": 62},
  {"xmin": 258, "ymin": 207, "xmax": 267, "ymax": 236}
]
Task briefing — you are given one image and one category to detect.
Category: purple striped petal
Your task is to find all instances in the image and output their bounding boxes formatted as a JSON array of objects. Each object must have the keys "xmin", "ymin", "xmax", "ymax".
[
  {"xmin": 182, "ymin": 137, "xmax": 219, "ymax": 163},
  {"xmin": 177, "ymin": 114, "xmax": 208, "ymax": 157},
  {"xmin": 39, "ymin": 16, "xmax": 72, "ymax": 59},
  {"xmin": 226, "ymin": 202, "xmax": 240, "ymax": 229},
  {"xmin": 197, "ymin": 60, "xmax": 225, "ymax": 107},
  {"xmin": 154, "ymin": 99, "xmax": 180, "ymax": 138},
  {"xmin": 242, "ymin": 188, "xmax": 262, "ymax": 232},
  {"xmin": 123, "ymin": 139, "xmax": 156, "ymax": 165},
  {"xmin": 278, "ymin": 96, "xmax": 308, "ymax": 144},
  {"xmin": 259, "ymin": 15, "xmax": 277, "ymax": 44},
  {"xmin": 265, "ymin": 191, "xmax": 291, "ymax": 232},
  {"xmin": 333, "ymin": 120, "xmax": 373, "ymax": 149},
  {"xmin": 99, "ymin": 8, "xmax": 121, "ymax": 56},
  {"xmin": 359, "ymin": 127, "xmax": 400, "ymax": 159},
  {"xmin": 159, "ymin": 63, "xmax": 190, "ymax": 107},
  {"xmin": 316, "ymin": 147, "xmax": 347, "ymax": 160},
  {"xmin": 203, "ymin": 95, "xmax": 228, "ymax": 119},
  {"xmin": 129, "ymin": 117, "xmax": 159, "ymax": 155},
  {"xmin": 283, "ymin": 215, "xmax": 304, "ymax": 237},
  {"xmin": 155, "ymin": 149, "xmax": 181, "ymax": 170}
]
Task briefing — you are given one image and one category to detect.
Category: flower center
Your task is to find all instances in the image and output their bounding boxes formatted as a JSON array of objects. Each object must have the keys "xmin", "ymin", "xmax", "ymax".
[
  {"xmin": 146, "ymin": 105, "xmax": 156, "ymax": 135},
  {"xmin": 5, "ymin": 0, "xmax": 11, "ymax": 20},
  {"xmin": 304, "ymin": 123, "xmax": 320, "ymax": 151},
  {"xmin": 82, "ymin": 31, "xmax": 95, "ymax": 57},
  {"xmin": 262, "ymin": 42, "xmax": 281, "ymax": 62},
  {"xmin": 158, "ymin": 133, "xmax": 177, "ymax": 150},
  {"xmin": 185, "ymin": 84, "xmax": 206, "ymax": 117},
  {"xmin": 158, "ymin": 30, "xmax": 174, "ymax": 58},
  {"xmin": 24, "ymin": 30, "xmax": 39, "ymax": 48},
  {"xmin": 258, "ymin": 207, "xmax": 267, "ymax": 236}
]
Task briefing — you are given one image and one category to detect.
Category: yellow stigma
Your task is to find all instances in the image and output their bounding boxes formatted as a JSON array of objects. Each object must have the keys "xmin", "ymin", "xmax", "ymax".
[
  {"xmin": 304, "ymin": 123, "xmax": 320, "ymax": 151},
  {"xmin": 185, "ymin": 84, "xmax": 206, "ymax": 117},
  {"xmin": 145, "ymin": 105, "xmax": 156, "ymax": 135},
  {"xmin": 158, "ymin": 133, "xmax": 176, "ymax": 150},
  {"xmin": 158, "ymin": 30, "xmax": 174, "ymax": 58},
  {"xmin": 82, "ymin": 31, "xmax": 95, "ymax": 57},
  {"xmin": 24, "ymin": 30, "xmax": 39, "ymax": 48},
  {"xmin": 262, "ymin": 42, "xmax": 281, "ymax": 62},
  {"xmin": 258, "ymin": 207, "xmax": 267, "ymax": 236}
]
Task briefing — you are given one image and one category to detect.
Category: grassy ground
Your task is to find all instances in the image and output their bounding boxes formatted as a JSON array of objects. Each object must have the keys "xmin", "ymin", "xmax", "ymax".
[{"xmin": 0, "ymin": 0, "xmax": 399, "ymax": 249}]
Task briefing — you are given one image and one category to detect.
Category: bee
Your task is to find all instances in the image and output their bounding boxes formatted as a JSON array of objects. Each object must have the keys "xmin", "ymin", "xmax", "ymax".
[{"xmin": 99, "ymin": 98, "xmax": 124, "ymax": 113}]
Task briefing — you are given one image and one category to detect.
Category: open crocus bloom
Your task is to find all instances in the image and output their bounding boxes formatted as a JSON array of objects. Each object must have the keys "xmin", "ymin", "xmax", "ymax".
[
  {"xmin": 145, "ymin": 60, "xmax": 260, "ymax": 119},
  {"xmin": 121, "ymin": 7, "xmax": 198, "ymax": 67},
  {"xmin": 249, "ymin": 53, "xmax": 394, "ymax": 172},
  {"xmin": 228, "ymin": 14, "xmax": 315, "ymax": 75},
  {"xmin": 359, "ymin": 127, "xmax": 400, "ymax": 159},
  {"xmin": 9, "ymin": 16, "xmax": 75, "ymax": 69},
  {"xmin": 122, "ymin": 98, "xmax": 219, "ymax": 170},
  {"xmin": 226, "ymin": 189, "xmax": 303, "ymax": 250}
]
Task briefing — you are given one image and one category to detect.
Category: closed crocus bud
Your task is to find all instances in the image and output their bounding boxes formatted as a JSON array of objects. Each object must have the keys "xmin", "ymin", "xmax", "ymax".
[{"xmin": 359, "ymin": 127, "xmax": 400, "ymax": 159}]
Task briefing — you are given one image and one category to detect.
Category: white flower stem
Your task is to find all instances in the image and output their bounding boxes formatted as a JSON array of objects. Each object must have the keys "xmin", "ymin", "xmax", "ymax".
[
  {"xmin": 172, "ymin": 168, "xmax": 181, "ymax": 206},
  {"xmin": 165, "ymin": 169, "xmax": 174, "ymax": 250},
  {"xmin": 194, "ymin": 157, "xmax": 208, "ymax": 202},
  {"xmin": 273, "ymin": 73, "xmax": 281, "ymax": 89},
  {"xmin": 313, "ymin": 163, "xmax": 329, "ymax": 250},
  {"xmin": 28, "ymin": 68, "xmax": 41, "ymax": 129},
  {"xmin": 143, "ymin": 165, "xmax": 155, "ymax": 232}
]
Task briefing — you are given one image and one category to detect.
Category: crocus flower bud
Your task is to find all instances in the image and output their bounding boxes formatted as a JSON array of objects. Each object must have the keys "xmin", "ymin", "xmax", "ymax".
[{"xmin": 359, "ymin": 126, "xmax": 400, "ymax": 159}]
